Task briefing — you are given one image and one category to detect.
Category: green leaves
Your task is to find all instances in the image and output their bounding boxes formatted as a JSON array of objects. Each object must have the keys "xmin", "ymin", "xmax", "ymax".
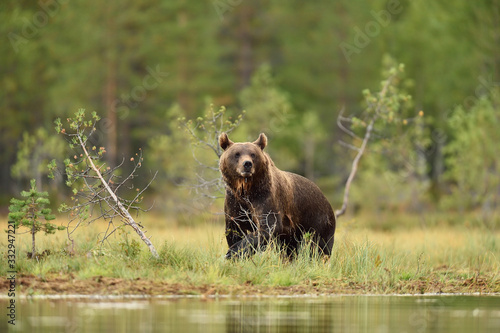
[
  {"xmin": 338, "ymin": 57, "xmax": 429, "ymax": 216},
  {"xmin": 55, "ymin": 108, "xmax": 98, "ymax": 142},
  {"xmin": 443, "ymin": 91, "xmax": 500, "ymax": 212},
  {"xmin": 179, "ymin": 102, "xmax": 246, "ymax": 154},
  {"xmin": 47, "ymin": 159, "xmax": 57, "ymax": 179},
  {"xmin": 54, "ymin": 118, "xmax": 63, "ymax": 134},
  {"xmin": 54, "ymin": 109, "xmax": 105, "ymax": 208},
  {"xmin": 366, "ymin": 57, "xmax": 413, "ymax": 125}
]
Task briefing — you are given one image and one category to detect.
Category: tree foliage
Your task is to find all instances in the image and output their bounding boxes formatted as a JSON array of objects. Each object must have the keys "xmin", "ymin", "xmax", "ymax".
[
  {"xmin": 11, "ymin": 128, "xmax": 65, "ymax": 188},
  {"xmin": 337, "ymin": 56, "xmax": 426, "ymax": 216},
  {"xmin": 8, "ymin": 179, "xmax": 64, "ymax": 257},
  {"xmin": 178, "ymin": 103, "xmax": 245, "ymax": 200},
  {"xmin": 444, "ymin": 90, "xmax": 500, "ymax": 222},
  {"xmin": 1, "ymin": 0, "xmax": 499, "ymax": 225}
]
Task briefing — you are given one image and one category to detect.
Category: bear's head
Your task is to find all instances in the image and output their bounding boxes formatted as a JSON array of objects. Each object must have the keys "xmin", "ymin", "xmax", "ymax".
[{"xmin": 219, "ymin": 133, "xmax": 268, "ymax": 189}]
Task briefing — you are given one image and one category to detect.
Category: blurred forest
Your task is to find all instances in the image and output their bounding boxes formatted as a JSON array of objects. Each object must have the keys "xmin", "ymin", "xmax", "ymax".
[{"xmin": 1, "ymin": 0, "xmax": 499, "ymax": 228}]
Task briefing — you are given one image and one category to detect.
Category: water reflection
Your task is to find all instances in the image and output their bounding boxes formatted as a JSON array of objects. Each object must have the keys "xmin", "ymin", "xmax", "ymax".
[{"xmin": 2, "ymin": 295, "xmax": 499, "ymax": 332}]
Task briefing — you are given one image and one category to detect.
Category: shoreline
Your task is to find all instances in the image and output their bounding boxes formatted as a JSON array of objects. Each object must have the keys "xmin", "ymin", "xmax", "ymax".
[
  {"xmin": 2, "ymin": 292, "xmax": 500, "ymax": 301},
  {"xmin": 1, "ymin": 274, "xmax": 498, "ymax": 298}
]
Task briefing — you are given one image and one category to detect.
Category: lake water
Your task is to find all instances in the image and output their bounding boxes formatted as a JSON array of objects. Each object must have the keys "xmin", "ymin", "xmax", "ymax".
[{"xmin": 2, "ymin": 295, "xmax": 500, "ymax": 332}]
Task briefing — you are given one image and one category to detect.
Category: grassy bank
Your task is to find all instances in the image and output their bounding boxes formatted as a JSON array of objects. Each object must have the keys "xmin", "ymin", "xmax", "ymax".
[{"xmin": 0, "ymin": 214, "xmax": 499, "ymax": 296}]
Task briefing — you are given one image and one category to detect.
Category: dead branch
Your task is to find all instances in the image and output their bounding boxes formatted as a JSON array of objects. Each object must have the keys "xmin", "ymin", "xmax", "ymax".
[
  {"xmin": 335, "ymin": 75, "xmax": 395, "ymax": 218},
  {"xmin": 179, "ymin": 105, "xmax": 245, "ymax": 202},
  {"xmin": 335, "ymin": 117, "xmax": 376, "ymax": 217},
  {"xmin": 338, "ymin": 140, "xmax": 361, "ymax": 152},
  {"xmin": 76, "ymin": 135, "xmax": 159, "ymax": 258},
  {"xmin": 337, "ymin": 106, "xmax": 361, "ymax": 141}
]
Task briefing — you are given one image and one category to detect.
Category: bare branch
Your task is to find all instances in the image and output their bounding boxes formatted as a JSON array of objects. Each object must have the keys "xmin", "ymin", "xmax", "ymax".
[
  {"xmin": 335, "ymin": 74, "xmax": 397, "ymax": 218},
  {"xmin": 337, "ymin": 106, "xmax": 361, "ymax": 140},
  {"xmin": 76, "ymin": 135, "xmax": 158, "ymax": 258},
  {"xmin": 335, "ymin": 116, "xmax": 376, "ymax": 217},
  {"xmin": 127, "ymin": 171, "xmax": 158, "ymax": 211},
  {"xmin": 338, "ymin": 140, "xmax": 361, "ymax": 152},
  {"xmin": 179, "ymin": 105, "xmax": 245, "ymax": 203}
]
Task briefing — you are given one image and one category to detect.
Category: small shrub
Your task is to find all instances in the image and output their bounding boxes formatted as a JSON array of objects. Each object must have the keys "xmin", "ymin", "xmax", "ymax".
[
  {"xmin": 8, "ymin": 179, "xmax": 64, "ymax": 258},
  {"xmin": 118, "ymin": 232, "xmax": 142, "ymax": 259}
]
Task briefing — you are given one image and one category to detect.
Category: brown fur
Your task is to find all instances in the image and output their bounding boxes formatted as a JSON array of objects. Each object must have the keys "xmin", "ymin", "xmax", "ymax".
[
  {"xmin": 232, "ymin": 177, "xmax": 252, "ymax": 198},
  {"xmin": 219, "ymin": 133, "xmax": 336, "ymax": 259}
]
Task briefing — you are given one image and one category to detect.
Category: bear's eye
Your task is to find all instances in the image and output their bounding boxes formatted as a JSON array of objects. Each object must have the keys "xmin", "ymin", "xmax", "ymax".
[
  {"xmin": 250, "ymin": 153, "xmax": 256, "ymax": 159},
  {"xmin": 234, "ymin": 152, "xmax": 240, "ymax": 159}
]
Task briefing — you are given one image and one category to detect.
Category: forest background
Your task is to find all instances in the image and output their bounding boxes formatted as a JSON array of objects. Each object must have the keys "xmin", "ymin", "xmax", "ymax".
[{"xmin": 1, "ymin": 0, "xmax": 499, "ymax": 231}]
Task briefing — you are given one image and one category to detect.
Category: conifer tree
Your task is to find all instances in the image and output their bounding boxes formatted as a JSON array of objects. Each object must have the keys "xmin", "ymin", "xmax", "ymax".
[{"xmin": 8, "ymin": 179, "xmax": 63, "ymax": 258}]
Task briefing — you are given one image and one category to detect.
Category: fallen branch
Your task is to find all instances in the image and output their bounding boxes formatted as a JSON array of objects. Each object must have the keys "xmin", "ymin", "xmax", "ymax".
[
  {"xmin": 77, "ymin": 135, "xmax": 159, "ymax": 258},
  {"xmin": 50, "ymin": 109, "xmax": 159, "ymax": 258}
]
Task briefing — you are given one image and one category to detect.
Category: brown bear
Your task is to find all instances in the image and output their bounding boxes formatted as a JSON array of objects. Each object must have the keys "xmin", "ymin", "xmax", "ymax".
[{"xmin": 219, "ymin": 132, "xmax": 336, "ymax": 259}]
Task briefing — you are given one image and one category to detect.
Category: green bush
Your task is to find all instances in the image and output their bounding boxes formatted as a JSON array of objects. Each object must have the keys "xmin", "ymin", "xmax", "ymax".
[
  {"xmin": 8, "ymin": 179, "xmax": 64, "ymax": 257},
  {"xmin": 443, "ymin": 90, "xmax": 500, "ymax": 227}
]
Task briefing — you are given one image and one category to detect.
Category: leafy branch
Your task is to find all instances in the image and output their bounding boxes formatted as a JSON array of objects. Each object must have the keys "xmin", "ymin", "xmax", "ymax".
[
  {"xmin": 336, "ymin": 59, "xmax": 420, "ymax": 217},
  {"xmin": 178, "ymin": 104, "xmax": 245, "ymax": 199},
  {"xmin": 49, "ymin": 109, "xmax": 159, "ymax": 258}
]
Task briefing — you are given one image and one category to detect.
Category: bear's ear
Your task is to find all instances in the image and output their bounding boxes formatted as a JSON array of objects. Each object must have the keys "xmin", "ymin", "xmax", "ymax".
[
  {"xmin": 219, "ymin": 132, "xmax": 234, "ymax": 151},
  {"xmin": 253, "ymin": 133, "xmax": 267, "ymax": 151}
]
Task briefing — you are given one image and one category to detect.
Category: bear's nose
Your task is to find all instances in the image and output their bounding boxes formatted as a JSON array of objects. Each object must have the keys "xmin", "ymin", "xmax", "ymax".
[{"xmin": 243, "ymin": 161, "xmax": 253, "ymax": 170}]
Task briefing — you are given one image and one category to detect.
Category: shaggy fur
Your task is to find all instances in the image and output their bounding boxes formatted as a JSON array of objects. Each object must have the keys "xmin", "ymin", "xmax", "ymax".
[{"xmin": 219, "ymin": 133, "xmax": 336, "ymax": 259}]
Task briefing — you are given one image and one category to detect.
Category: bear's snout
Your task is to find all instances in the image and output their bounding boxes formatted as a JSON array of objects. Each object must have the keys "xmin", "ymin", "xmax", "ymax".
[
  {"xmin": 240, "ymin": 159, "xmax": 254, "ymax": 177},
  {"xmin": 243, "ymin": 160, "xmax": 253, "ymax": 170}
]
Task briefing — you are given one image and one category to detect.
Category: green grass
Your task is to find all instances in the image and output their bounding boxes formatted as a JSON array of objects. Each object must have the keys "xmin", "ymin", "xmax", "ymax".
[{"xmin": 1, "ymin": 213, "xmax": 499, "ymax": 295}]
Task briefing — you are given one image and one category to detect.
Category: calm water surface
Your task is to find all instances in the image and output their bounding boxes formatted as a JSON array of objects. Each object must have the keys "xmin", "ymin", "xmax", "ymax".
[{"xmin": 2, "ymin": 295, "xmax": 500, "ymax": 332}]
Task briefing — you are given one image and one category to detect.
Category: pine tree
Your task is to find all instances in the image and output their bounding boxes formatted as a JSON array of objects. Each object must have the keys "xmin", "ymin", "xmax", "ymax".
[{"xmin": 8, "ymin": 179, "xmax": 63, "ymax": 258}]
